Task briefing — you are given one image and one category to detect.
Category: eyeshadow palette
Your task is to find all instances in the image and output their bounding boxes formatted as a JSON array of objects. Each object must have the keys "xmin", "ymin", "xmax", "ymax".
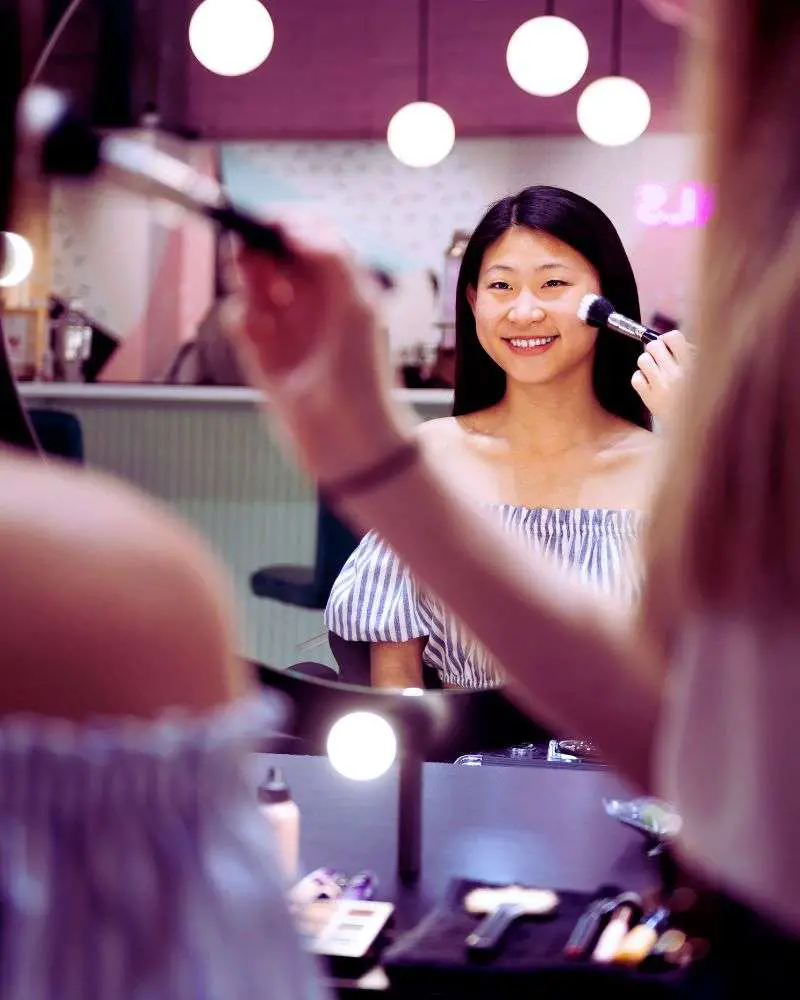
[{"xmin": 309, "ymin": 900, "xmax": 395, "ymax": 960}]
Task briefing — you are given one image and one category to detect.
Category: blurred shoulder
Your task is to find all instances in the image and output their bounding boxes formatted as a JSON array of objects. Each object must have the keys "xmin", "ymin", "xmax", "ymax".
[
  {"xmin": 0, "ymin": 448, "xmax": 245, "ymax": 719},
  {"xmin": 415, "ymin": 416, "xmax": 464, "ymax": 454}
]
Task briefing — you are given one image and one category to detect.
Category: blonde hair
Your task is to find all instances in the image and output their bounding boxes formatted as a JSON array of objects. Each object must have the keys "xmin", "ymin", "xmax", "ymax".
[{"xmin": 641, "ymin": 0, "xmax": 800, "ymax": 652}]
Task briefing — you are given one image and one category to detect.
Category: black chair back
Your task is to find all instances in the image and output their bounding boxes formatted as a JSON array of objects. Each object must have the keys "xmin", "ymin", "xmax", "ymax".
[
  {"xmin": 27, "ymin": 409, "xmax": 84, "ymax": 462},
  {"xmin": 315, "ymin": 502, "xmax": 362, "ymax": 597},
  {"xmin": 251, "ymin": 499, "xmax": 362, "ymax": 609}
]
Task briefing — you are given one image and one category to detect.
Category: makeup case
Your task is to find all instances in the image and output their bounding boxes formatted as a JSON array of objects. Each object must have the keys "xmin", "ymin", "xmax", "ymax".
[{"xmin": 382, "ymin": 879, "xmax": 693, "ymax": 998}]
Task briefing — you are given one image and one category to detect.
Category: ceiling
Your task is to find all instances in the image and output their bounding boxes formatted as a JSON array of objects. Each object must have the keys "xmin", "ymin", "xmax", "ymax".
[{"xmin": 43, "ymin": 0, "xmax": 686, "ymax": 140}]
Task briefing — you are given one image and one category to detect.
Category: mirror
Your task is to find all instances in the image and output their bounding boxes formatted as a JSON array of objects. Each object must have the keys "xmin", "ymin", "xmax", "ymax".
[{"xmin": 4, "ymin": 2, "xmax": 697, "ymax": 757}]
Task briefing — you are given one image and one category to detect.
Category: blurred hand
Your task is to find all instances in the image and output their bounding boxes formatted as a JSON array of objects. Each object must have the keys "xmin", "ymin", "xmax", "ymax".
[
  {"xmin": 638, "ymin": 0, "xmax": 695, "ymax": 28},
  {"xmin": 631, "ymin": 330, "xmax": 695, "ymax": 428},
  {"xmin": 223, "ymin": 216, "xmax": 408, "ymax": 484}
]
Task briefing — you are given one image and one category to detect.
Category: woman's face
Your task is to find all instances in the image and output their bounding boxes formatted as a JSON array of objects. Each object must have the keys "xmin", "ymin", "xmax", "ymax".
[{"xmin": 467, "ymin": 226, "xmax": 602, "ymax": 388}]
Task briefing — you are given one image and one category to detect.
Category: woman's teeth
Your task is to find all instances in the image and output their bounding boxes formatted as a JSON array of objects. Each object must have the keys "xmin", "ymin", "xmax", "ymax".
[{"xmin": 507, "ymin": 336, "xmax": 557, "ymax": 348}]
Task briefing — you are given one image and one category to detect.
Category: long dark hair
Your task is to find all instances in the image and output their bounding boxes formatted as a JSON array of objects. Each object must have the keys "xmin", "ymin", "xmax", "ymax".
[
  {"xmin": 0, "ymin": 0, "xmax": 40, "ymax": 452},
  {"xmin": 453, "ymin": 185, "xmax": 651, "ymax": 430}
]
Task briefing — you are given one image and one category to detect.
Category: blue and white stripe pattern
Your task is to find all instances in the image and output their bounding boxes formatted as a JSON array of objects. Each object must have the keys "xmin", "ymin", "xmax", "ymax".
[
  {"xmin": 326, "ymin": 505, "xmax": 644, "ymax": 688},
  {"xmin": 0, "ymin": 697, "xmax": 326, "ymax": 1000}
]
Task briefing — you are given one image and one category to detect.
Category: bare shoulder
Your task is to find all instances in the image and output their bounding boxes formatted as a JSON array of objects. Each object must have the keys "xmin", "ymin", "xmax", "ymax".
[
  {"xmin": 601, "ymin": 421, "xmax": 666, "ymax": 505},
  {"xmin": 0, "ymin": 450, "xmax": 245, "ymax": 719},
  {"xmin": 415, "ymin": 415, "xmax": 466, "ymax": 454},
  {"xmin": 624, "ymin": 424, "xmax": 663, "ymax": 466},
  {"xmin": 415, "ymin": 411, "xmax": 497, "ymax": 449}
]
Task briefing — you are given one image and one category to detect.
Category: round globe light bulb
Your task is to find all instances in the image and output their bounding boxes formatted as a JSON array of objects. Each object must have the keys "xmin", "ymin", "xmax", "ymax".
[
  {"xmin": 387, "ymin": 101, "xmax": 456, "ymax": 169},
  {"xmin": 189, "ymin": 0, "xmax": 274, "ymax": 77},
  {"xmin": 505, "ymin": 16, "xmax": 589, "ymax": 97},
  {"xmin": 577, "ymin": 76, "xmax": 652, "ymax": 147},
  {"xmin": 0, "ymin": 232, "xmax": 34, "ymax": 288},
  {"xmin": 326, "ymin": 712, "xmax": 398, "ymax": 781}
]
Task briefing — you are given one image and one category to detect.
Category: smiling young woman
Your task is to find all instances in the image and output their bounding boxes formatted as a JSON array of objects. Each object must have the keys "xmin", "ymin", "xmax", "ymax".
[{"xmin": 325, "ymin": 186, "xmax": 692, "ymax": 690}]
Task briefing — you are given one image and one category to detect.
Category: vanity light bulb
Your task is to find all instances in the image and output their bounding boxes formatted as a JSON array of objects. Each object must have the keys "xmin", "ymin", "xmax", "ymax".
[
  {"xmin": 326, "ymin": 712, "xmax": 398, "ymax": 781},
  {"xmin": 387, "ymin": 102, "xmax": 456, "ymax": 169},
  {"xmin": 506, "ymin": 17, "xmax": 589, "ymax": 97},
  {"xmin": 189, "ymin": 0, "xmax": 274, "ymax": 77},
  {"xmin": 0, "ymin": 232, "xmax": 34, "ymax": 288},
  {"xmin": 577, "ymin": 76, "xmax": 652, "ymax": 147}
]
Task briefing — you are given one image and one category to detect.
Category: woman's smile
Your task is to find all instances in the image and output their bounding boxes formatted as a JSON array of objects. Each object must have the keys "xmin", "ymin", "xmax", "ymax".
[{"xmin": 502, "ymin": 334, "xmax": 560, "ymax": 356}]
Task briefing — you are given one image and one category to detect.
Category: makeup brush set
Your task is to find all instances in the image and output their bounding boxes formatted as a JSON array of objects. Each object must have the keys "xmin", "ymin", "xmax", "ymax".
[
  {"xmin": 381, "ymin": 878, "xmax": 705, "ymax": 996},
  {"xmin": 379, "ymin": 799, "xmax": 710, "ymax": 994}
]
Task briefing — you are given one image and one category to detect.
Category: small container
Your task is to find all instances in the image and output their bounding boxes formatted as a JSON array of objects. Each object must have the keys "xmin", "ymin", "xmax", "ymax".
[
  {"xmin": 341, "ymin": 871, "xmax": 378, "ymax": 901},
  {"xmin": 259, "ymin": 766, "xmax": 300, "ymax": 882},
  {"xmin": 53, "ymin": 299, "xmax": 92, "ymax": 382},
  {"xmin": 38, "ymin": 345, "xmax": 55, "ymax": 382},
  {"xmin": 439, "ymin": 230, "xmax": 470, "ymax": 347}
]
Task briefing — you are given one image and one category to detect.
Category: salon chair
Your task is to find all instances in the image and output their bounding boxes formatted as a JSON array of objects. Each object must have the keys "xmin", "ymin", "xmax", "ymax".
[
  {"xmin": 288, "ymin": 660, "xmax": 340, "ymax": 683},
  {"xmin": 250, "ymin": 499, "xmax": 361, "ymax": 610},
  {"xmin": 27, "ymin": 408, "xmax": 84, "ymax": 463}
]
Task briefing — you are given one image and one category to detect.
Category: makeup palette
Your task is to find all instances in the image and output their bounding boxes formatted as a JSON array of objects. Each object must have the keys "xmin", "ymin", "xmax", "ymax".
[{"xmin": 308, "ymin": 900, "xmax": 395, "ymax": 960}]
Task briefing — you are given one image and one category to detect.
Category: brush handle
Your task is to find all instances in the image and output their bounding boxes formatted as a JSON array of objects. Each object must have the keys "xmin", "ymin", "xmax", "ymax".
[
  {"xmin": 35, "ymin": 103, "xmax": 395, "ymax": 290},
  {"xmin": 608, "ymin": 313, "xmax": 662, "ymax": 345},
  {"xmin": 564, "ymin": 898, "xmax": 614, "ymax": 959},
  {"xmin": 466, "ymin": 903, "xmax": 526, "ymax": 952}
]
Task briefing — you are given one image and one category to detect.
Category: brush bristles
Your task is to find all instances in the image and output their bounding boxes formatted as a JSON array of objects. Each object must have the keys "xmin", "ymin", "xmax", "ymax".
[{"xmin": 577, "ymin": 293, "xmax": 614, "ymax": 328}]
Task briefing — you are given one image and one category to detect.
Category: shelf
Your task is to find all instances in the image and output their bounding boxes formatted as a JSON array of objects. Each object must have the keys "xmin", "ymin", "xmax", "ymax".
[{"xmin": 17, "ymin": 382, "xmax": 454, "ymax": 408}]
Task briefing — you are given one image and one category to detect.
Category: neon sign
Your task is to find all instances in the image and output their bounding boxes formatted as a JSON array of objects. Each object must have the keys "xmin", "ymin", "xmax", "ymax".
[{"xmin": 635, "ymin": 183, "xmax": 714, "ymax": 228}]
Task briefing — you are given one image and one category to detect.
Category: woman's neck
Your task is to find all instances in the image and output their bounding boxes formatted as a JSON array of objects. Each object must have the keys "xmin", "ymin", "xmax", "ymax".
[{"xmin": 489, "ymin": 368, "xmax": 615, "ymax": 455}]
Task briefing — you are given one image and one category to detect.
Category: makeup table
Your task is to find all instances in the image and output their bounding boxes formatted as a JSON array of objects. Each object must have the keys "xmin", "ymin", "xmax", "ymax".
[{"xmin": 257, "ymin": 754, "xmax": 660, "ymax": 996}]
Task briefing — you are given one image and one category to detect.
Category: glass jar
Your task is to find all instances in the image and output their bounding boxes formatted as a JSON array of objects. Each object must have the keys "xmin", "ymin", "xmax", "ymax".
[{"xmin": 439, "ymin": 230, "xmax": 471, "ymax": 349}]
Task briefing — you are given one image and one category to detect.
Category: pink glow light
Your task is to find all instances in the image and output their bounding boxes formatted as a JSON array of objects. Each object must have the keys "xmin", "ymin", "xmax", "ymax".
[{"xmin": 635, "ymin": 183, "xmax": 714, "ymax": 228}]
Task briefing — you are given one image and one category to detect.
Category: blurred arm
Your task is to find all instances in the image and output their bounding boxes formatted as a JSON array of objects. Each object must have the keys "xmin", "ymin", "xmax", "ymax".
[{"xmin": 370, "ymin": 638, "xmax": 425, "ymax": 689}]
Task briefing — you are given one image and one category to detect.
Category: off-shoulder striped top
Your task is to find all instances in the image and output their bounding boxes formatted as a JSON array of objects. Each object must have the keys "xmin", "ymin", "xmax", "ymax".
[
  {"xmin": 0, "ymin": 697, "xmax": 326, "ymax": 1000},
  {"xmin": 325, "ymin": 505, "xmax": 644, "ymax": 688}
]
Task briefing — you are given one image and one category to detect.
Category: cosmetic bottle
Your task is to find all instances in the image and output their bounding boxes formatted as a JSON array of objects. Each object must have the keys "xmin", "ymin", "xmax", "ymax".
[{"xmin": 259, "ymin": 766, "xmax": 300, "ymax": 882}]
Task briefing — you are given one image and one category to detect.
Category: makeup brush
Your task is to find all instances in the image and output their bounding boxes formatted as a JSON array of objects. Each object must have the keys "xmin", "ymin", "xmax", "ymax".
[
  {"xmin": 577, "ymin": 294, "xmax": 661, "ymax": 345},
  {"xmin": 463, "ymin": 884, "xmax": 559, "ymax": 953},
  {"xmin": 591, "ymin": 892, "xmax": 643, "ymax": 964},
  {"xmin": 16, "ymin": 86, "xmax": 395, "ymax": 289}
]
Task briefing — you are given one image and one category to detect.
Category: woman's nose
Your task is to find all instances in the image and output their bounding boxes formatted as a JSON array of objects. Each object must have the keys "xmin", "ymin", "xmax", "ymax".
[{"xmin": 508, "ymin": 291, "xmax": 546, "ymax": 324}]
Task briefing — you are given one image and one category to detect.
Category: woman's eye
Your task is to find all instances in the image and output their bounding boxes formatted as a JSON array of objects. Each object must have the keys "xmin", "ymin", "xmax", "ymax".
[
  {"xmin": 488, "ymin": 280, "xmax": 512, "ymax": 290},
  {"xmin": 543, "ymin": 279, "xmax": 569, "ymax": 289}
]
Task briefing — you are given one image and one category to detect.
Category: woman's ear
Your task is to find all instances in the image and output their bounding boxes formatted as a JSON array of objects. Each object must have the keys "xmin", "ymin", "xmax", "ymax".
[{"xmin": 466, "ymin": 285, "xmax": 477, "ymax": 312}]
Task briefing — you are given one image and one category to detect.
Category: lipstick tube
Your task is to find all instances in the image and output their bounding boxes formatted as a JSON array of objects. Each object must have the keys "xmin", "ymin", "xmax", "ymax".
[
  {"xmin": 592, "ymin": 905, "xmax": 634, "ymax": 963},
  {"xmin": 615, "ymin": 907, "xmax": 671, "ymax": 966}
]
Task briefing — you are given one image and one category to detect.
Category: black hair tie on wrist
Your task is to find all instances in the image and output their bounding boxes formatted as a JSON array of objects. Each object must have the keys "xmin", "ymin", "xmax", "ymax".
[{"xmin": 320, "ymin": 439, "xmax": 420, "ymax": 506}]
